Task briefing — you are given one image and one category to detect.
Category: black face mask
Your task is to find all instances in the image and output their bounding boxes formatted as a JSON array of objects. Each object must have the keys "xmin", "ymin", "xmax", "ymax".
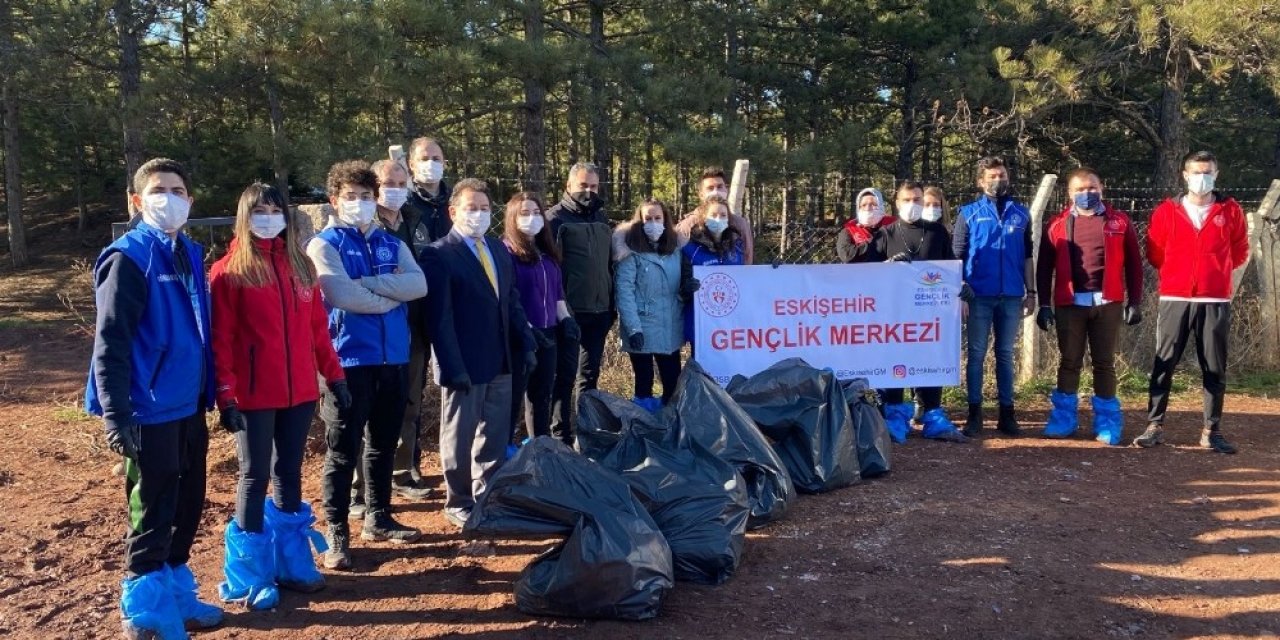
[
  {"xmin": 570, "ymin": 190, "xmax": 601, "ymax": 211},
  {"xmin": 984, "ymin": 179, "xmax": 1010, "ymax": 198}
]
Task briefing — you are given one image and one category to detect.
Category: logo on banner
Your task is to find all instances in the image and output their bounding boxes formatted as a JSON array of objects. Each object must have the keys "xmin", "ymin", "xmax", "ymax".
[
  {"xmin": 698, "ymin": 272, "xmax": 740, "ymax": 318},
  {"xmin": 892, "ymin": 364, "xmax": 907, "ymax": 379},
  {"xmin": 918, "ymin": 271, "xmax": 944, "ymax": 287}
]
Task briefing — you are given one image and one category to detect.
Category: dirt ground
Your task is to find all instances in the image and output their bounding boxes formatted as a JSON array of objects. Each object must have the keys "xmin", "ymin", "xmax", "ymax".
[{"xmin": 2, "ymin": 207, "xmax": 1278, "ymax": 639}]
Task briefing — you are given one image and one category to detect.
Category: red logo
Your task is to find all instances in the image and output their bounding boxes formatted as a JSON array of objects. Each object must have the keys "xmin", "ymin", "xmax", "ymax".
[
  {"xmin": 893, "ymin": 365, "xmax": 907, "ymax": 379},
  {"xmin": 1213, "ymin": 215, "xmax": 1226, "ymax": 227},
  {"xmin": 697, "ymin": 272, "xmax": 740, "ymax": 318}
]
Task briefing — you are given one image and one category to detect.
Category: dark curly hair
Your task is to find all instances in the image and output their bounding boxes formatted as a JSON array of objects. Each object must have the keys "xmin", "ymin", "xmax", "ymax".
[{"xmin": 326, "ymin": 160, "xmax": 379, "ymax": 199}]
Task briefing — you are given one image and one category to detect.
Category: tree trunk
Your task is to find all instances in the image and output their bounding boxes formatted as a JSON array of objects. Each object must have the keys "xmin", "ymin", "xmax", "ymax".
[
  {"xmin": 113, "ymin": 0, "xmax": 144, "ymax": 201},
  {"xmin": 894, "ymin": 57, "xmax": 919, "ymax": 181},
  {"xmin": 181, "ymin": 0, "xmax": 198, "ymax": 180},
  {"xmin": 521, "ymin": 0, "xmax": 547, "ymax": 193},
  {"xmin": 402, "ymin": 97, "xmax": 418, "ymax": 139},
  {"xmin": 0, "ymin": 0, "xmax": 27, "ymax": 267},
  {"xmin": 643, "ymin": 117, "xmax": 655, "ymax": 199},
  {"xmin": 1153, "ymin": 34, "xmax": 1188, "ymax": 192},
  {"xmin": 588, "ymin": 0, "xmax": 611, "ymax": 207},
  {"xmin": 264, "ymin": 65, "xmax": 290, "ymax": 205}
]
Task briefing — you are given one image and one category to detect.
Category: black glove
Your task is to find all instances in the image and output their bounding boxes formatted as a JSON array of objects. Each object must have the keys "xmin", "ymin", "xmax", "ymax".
[
  {"xmin": 680, "ymin": 277, "xmax": 701, "ymax": 298},
  {"xmin": 105, "ymin": 421, "xmax": 141, "ymax": 460},
  {"xmin": 559, "ymin": 315, "xmax": 581, "ymax": 343},
  {"xmin": 628, "ymin": 332, "xmax": 645, "ymax": 351},
  {"xmin": 534, "ymin": 328, "xmax": 556, "ymax": 350},
  {"xmin": 1124, "ymin": 304, "xmax": 1143, "ymax": 326},
  {"xmin": 444, "ymin": 373, "xmax": 472, "ymax": 394},
  {"xmin": 329, "ymin": 380, "xmax": 353, "ymax": 410},
  {"xmin": 1035, "ymin": 307, "xmax": 1055, "ymax": 332},
  {"xmin": 771, "ymin": 257, "xmax": 783, "ymax": 269},
  {"xmin": 959, "ymin": 282, "xmax": 975, "ymax": 302},
  {"xmin": 219, "ymin": 405, "xmax": 248, "ymax": 434},
  {"xmin": 887, "ymin": 251, "xmax": 912, "ymax": 263},
  {"xmin": 524, "ymin": 349, "xmax": 538, "ymax": 372}
]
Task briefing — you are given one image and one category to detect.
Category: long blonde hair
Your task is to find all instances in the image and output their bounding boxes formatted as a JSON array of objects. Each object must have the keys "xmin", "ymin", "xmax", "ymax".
[{"xmin": 224, "ymin": 183, "xmax": 316, "ymax": 288}]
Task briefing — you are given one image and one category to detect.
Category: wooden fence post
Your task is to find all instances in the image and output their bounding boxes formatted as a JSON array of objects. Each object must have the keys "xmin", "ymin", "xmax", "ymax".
[
  {"xmin": 1017, "ymin": 174, "xmax": 1058, "ymax": 385},
  {"xmin": 1241, "ymin": 179, "xmax": 1280, "ymax": 368}
]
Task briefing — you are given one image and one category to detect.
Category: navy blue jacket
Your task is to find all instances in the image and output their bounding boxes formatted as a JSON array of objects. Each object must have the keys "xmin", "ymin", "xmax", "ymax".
[
  {"xmin": 953, "ymin": 195, "xmax": 1033, "ymax": 297},
  {"xmin": 313, "ymin": 225, "xmax": 415, "ymax": 367},
  {"xmin": 421, "ymin": 230, "xmax": 534, "ymax": 386},
  {"xmin": 85, "ymin": 222, "xmax": 215, "ymax": 428}
]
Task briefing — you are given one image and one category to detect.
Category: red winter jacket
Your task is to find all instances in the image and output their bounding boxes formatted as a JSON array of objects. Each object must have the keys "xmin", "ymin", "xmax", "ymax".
[
  {"xmin": 210, "ymin": 236, "xmax": 345, "ymax": 411},
  {"xmin": 1146, "ymin": 195, "xmax": 1249, "ymax": 300},
  {"xmin": 1036, "ymin": 204, "xmax": 1143, "ymax": 308}
]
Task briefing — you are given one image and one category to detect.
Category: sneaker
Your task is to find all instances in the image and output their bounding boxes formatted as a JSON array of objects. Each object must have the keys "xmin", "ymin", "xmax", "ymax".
[
  {"xmin": 393, "ymin": 482, "xmax": 435, "ymax": 501},
  {"xmin": 1132, "ymin": 424, "xmax": 1164, "ymax": 448},
  {"xmin": 444, "ymin": 508, "xmax": 471, "ymax": 529},
  {"xmin": 1200, "ymin": 429, "xmax": 1238, "ymax": 454},
  {"xmin": 361, "ymin": 511, "xmax": 421, "ymax": 543},
  {"xmin": 323, "ymin": 523, "xmax": 352, "ymax": 570},
  {"xmin": 962, "ymin": 403, "xmax": 983, "ymax": 438},
  {"xmin": 348, "ymin": 500, "xmax": 366, "ymax": 521},
  {"xmin": 996, "ymin": 404, "xmax": 1022, "ymax": 437}
]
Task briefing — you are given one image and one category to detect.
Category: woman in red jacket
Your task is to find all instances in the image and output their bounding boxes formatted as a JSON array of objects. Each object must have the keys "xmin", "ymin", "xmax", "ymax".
[{"xmin": 210, "ymin": 183, "xmax": 351, "ymax": 609}]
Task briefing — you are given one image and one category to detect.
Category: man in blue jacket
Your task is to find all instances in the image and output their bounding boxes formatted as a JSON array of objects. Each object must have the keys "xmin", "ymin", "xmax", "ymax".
[
  {"xmin": 421, "ymin": 178, "xmax": 536, "ymax": 528},
  {"xmin": 86, "ymin": 158, "xmax": 223, "ymax": 638},
  {"xmin": 952, "ymin": 156, "xmax": 1035, "ymax": 437},
  {"xmin": 307, "ymin": 160, "xmax": 428, "ymax": 569}
]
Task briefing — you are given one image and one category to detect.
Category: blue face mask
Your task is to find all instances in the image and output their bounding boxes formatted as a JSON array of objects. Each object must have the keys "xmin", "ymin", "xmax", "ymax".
[{"xmin": 1073, "ymin": 191, "xmax": 1101, "ymax": 211}]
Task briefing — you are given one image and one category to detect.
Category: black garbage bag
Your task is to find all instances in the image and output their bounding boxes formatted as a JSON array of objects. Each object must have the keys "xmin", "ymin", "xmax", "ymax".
[
  {"xmin": 575, "ymin": 390, "xmax": 670, "ymax": 460},
  {"xmin": 582, "ymin": 403, "xmax": 750, "ymax": 585},
  {"xmin": 465, "ymin": 437, "xmax": 674, "ymax": 620},
  {"xmin": 841, "ymin": 378, "xmax": 893, "ymax": 478},
  {"xmin": 667, "ymin": 360, "xmax": 794, "ymax": 529},
  {"xmin": 726, "ymin": 358, "xmax": 860, "ymax": 494}
]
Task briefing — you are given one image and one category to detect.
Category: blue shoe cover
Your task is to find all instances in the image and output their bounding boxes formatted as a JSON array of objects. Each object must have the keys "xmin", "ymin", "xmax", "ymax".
[
  {"xmin": 1043, "ymin": 390, "xmax": 1079, "ymax": 438},
  {"xmin": 264, "ymin": 501, "xmax": 327, "ymax": 593},
  {"xmin": 218, "ymin": 520, "xmax": 280, "ymax": 610},
  {"xmin": 1091, "ymin": 395, "xmax": 1123, "ymax": 446},
  {"xmin": 631, "ymin": 396, "xmax": 662, "ymax": 414},
  {"xmin": 168, "ymin": 563, "xmax": 223, "ymax": 629},
  {"xmin": 920, "ymin": 408, "xmax": 962, "ymax": 439},
  {"xmin": 121, "ymin": 567, "xmax": 189, "ymax": 640},
  {"xmin": 883, "ymin": 402, "xmax": 913, "ymax": 444}
]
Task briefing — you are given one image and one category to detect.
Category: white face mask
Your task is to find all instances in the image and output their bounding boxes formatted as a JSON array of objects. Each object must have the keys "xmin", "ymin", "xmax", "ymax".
[
  {"xmin": 703, "ymin": 187, "xmax": 728, "ymax": 203},
  {"xmin": 250, "ymin": 213, "xmax": 286, "ymax": 239},
  {"xmin": 643, "ymin": 221, "xmax": 664, "ymax": 241},
  {"xmin": 456, "ymin": 210, "xmax": 491, "ymax": 239},
  {"xmin": 922, "ymin": 206, "xmax": 943, "ymax": 222},
  {"xmin": 516, "ymin": 213, "xmax": 544, "ymax": 237},
  {"xmin": 414, "ymin": 160, "xmax": 444, "ymax": 184},
  {"xmin": 704, "ymin": 217, "xmax": 729, "ymax": 237},
  {"xmin": 856, "ymin": 207, "xmax": 884, "ymax": 227},
  {"xmin": 379, "ymin": 187, "xmax": 408, "ymax": 210},
  {"xmin": 1186, "ymin": 173, "xmax": 1215, "ymax": 195},
  {"xmin": 338, "ymin": 199, "xmax": 376, "ymax": 227},
  {"xmin": 141, "ymin": 193, "xmax": 191, "ymax": 233},
  {"xmin": 898, "ymin": 203, "xmax": 923, "ymax": 223}
]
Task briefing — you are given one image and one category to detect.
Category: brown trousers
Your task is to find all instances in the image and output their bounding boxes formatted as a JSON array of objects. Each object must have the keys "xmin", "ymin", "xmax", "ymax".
[{"xmin": 1054, "ymin": 303, "xmax": 1123, "ymax": 397}]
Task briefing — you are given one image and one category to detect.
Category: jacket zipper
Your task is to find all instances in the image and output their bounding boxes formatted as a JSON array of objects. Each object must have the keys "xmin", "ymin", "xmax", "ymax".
[
  {"xmin": 248, "ymin": 344, "xmax": 257, "ymax": 395},
  {"xmin": 272, "ymin": 249, "xmax": 295, "ymax": 406},
  {"xmin": 540, "ymin": 258, "xmax": 551, "ymax": 327},
  {"xmin": 149, "ymin": 348, "xmax": 168, "ymax": 392}
]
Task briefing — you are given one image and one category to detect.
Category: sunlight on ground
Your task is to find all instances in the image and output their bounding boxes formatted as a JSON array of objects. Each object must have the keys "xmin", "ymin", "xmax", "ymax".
[{"xmin": 940, "ymin": 556, "xmax": 1009, "ymax": 567}]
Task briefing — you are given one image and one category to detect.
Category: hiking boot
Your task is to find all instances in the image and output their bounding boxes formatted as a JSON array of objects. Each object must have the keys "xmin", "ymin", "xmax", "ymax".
[
  {"xmin": 962, "ymin": 403, "xmax": 983, "ymax": 437},
  {"xmin": 1200, "ymin": 429, "xmax": 1238, "ymax": 455},
  {"xmin": 393, "ymin": 481, "xmax": 435, "ymax": 501},
  {"xmin": 361, "ymin": 511, "xmax": 421, "ymax": 544},
  {"xmin": 996, "ymin": 404, "xmax": 1022, "ymax": 437},
  {"xmin": 323, "ymin": 523, "xmax": 352, "ymax": 571},
  {"xmin": 348, "ymin": 499, "xmax": 366, "ymax": 521},
  {"xmin": 1132, "ymin": 423, "xmax": 1164, "ymax": 448},
  {"xmin": 444, "ymin": 508, "xmax": 472, "ymax": 529}
]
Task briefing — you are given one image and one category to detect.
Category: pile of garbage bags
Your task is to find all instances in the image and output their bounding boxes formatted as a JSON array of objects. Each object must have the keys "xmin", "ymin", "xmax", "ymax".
[{"xmin": 465, "ymin": 358, "xmax": 893, "ymax": 620}]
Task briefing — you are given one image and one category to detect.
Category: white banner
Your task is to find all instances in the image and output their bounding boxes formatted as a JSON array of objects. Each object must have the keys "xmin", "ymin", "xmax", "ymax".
[{"xmin": 692, "ymin": 261, "xmax": 963, "ymax": 388}]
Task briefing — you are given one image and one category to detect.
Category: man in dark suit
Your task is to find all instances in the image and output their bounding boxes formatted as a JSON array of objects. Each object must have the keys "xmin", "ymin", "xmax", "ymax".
[{"xmin": 420, "ymin": 178, "xmax": 536, "ymax": 527}]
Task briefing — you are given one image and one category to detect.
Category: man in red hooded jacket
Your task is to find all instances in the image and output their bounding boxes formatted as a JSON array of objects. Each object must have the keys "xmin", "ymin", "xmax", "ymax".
[{"xmin": 1136, "ymin": 151, "xmax": 1249, "ymax": 454}]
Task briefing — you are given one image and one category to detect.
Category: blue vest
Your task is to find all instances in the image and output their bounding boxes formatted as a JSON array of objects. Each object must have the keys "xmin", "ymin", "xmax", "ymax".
[
  {"xmin": 85, "ymin": 223, "xmax": 214, "ymax": 425},
  {"xmin": 958, "ymin": 197, "xmax": 1030, "ymax": 297},
  {"xmin": 317, "ymin": 226, "xmax": 410, "ymax": 367}
]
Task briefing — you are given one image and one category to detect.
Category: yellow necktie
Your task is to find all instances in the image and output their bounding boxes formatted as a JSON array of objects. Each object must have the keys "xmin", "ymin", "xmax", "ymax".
[{"xmin": 474, "ymin": 239, "xmax": 498, "ymax": 295}]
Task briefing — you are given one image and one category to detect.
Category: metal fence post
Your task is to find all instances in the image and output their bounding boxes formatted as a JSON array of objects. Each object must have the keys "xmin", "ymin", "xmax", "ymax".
[{"xmin": 1018, "ymin": 174, "xmax": 1058, "ymax": 386}]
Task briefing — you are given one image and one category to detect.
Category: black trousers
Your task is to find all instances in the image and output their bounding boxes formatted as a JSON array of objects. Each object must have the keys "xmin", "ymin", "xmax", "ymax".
[
  {"xmin": 513, "ymin": 326, "xmax": 558, "ymax": 442},
  {"xmin": 881, "ymin": 387, "xmax": 943, "ymax": 410},
  {"xmin": 123, "ymin": 411, "xmax": 208, "ymax": 577},
  {"xmin": 1147, "ymin": 300, "xmax": 1231, "ymax": 430},
  {"xmin": 629, "ymin": 351, "xmax": 682, "ymax": 403},
  {"xmin": 1054, "ymin": 303, "xmax": 1124, "ymax": 396},
  {"xmin": 235, "ymin": 401, "xmax": 316, "ymax": 533},
  {"xmin": 550, "ymin": 311, "xmax": 614, "ymax": 442},
  {"xmin": 321, "ymin": 364, "xmax": 407, "ymax": 523}
]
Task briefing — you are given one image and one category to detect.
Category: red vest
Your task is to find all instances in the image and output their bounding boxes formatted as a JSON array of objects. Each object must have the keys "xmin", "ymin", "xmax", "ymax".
[{"xmin": 1045, "ymin": 205, "xmax": 1131, "ymax": 307}]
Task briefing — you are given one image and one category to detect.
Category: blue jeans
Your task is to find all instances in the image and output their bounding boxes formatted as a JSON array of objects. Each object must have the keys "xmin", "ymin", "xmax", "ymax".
[{"xmin": 966, "ymin": 296, "xmax": 1023, "ymax": 406}]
